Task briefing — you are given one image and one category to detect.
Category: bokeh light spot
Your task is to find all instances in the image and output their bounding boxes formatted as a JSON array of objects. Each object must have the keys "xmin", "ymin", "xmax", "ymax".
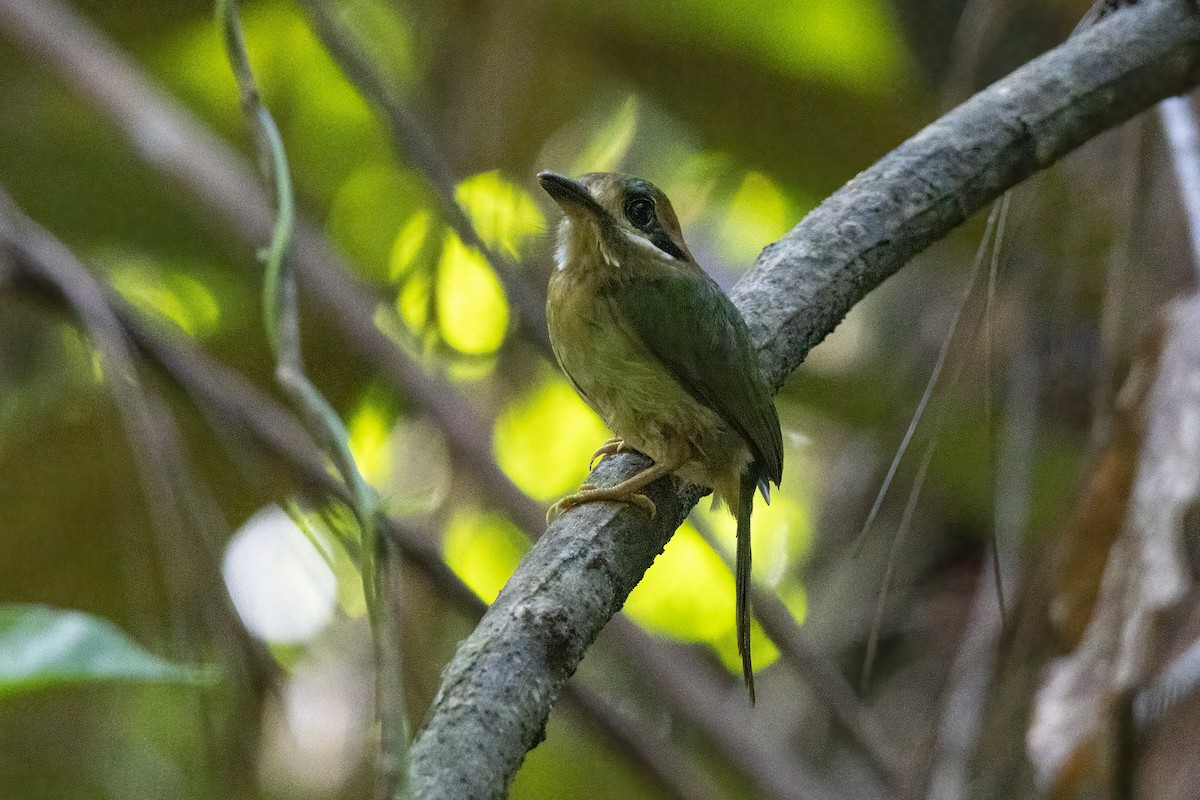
[
  {"xmin": 223, "ymin": 505, "xmax": 337, "ymax": 644},
  {"xmin": 435, "ymin": 234, "xmax": 509, "ymax": 355},
  {"xmin": 493, "ymin": 376, "xmax": 610, "ymax": 502},
  {"xmin": 110, "ymin": 260, "xmax": 222, "ymax": 339},
  {"xmin": 442, "ymin": 510, "xmax": 529, "ymax": 604}
]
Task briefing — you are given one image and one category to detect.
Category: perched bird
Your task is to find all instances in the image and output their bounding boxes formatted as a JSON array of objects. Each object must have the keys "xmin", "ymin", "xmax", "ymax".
[{"xmin": 537, "ymin": 170, "xmax": 783, "ymax": 702}]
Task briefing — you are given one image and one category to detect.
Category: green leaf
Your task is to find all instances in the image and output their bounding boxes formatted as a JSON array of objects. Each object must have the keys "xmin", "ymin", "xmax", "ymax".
[{"xmin": 0, "ymin": 605, "xmax": 210, "ymax": 698}]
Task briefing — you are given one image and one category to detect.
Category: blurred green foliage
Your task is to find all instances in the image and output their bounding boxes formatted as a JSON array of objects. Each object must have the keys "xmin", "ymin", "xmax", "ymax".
[{"xmin": 0, "ymin": 0, "xmax": 1125, "ymax": 798}]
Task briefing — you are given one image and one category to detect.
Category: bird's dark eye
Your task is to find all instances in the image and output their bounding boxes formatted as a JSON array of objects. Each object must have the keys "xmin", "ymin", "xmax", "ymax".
[{"xmin": 624, "ymin": 196, "xmax": 656, "ymax": 230}]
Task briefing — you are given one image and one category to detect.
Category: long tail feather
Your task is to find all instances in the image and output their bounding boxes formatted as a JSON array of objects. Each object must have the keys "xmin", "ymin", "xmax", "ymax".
[{"xmin": 737, "ymin": 468, "xmax": 757, "ymax": 705}]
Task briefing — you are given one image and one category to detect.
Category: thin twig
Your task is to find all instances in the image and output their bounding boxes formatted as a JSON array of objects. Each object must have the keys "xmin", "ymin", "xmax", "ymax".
[
  {"xmin": 861, "ymin": 438, "xmax": 936, "ymax": 691},
  {"xmin": 853, "ymin": 200, "xmax": 1001, "ymax": 553},
  {"xmin": 297, "ymin": 0, "xmax": 552, "ymax": 356},
  {"xmin": 985, "ymin": 191, "xmax": 1011, "ymax": 620}
]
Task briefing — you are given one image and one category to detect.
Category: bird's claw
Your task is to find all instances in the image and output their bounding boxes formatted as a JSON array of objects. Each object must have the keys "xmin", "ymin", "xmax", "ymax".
[
  {"xmin": 589, "ymin": 437, "xmax": 629, "ymax": 470},
  {"xmin": 546, "ymin": 499, "xmax": 569, "ymax": 524},
  {"xmin": 545, "ymin": 486, "xmax": 657, "ymax": 524},
  {"xmin": 625, "ymin": 492, "xmax": 657, "ymax": 518}
]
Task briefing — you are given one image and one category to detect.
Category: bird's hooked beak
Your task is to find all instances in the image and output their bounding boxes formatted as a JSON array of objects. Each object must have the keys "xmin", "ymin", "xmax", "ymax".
[{"xmin": 537, "ymin": 171, "xmax": 609, "ymax": 222}]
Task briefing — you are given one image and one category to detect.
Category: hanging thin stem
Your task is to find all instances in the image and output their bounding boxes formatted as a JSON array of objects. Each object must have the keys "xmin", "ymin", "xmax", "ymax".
[
  {"xmin": 985, "ymin": 191, "xmax": 1011, "ymax": 620},
  {"xmin": 861, "ymin": 437, "xmax": 937, "ymax": 691},
  {"xmin": 853, "ymin": 200, "xmax": 1002, "ymax": 554},
  {"xmin": 213, "ymin": 2, "xmax": 406, "ymax": 797}
]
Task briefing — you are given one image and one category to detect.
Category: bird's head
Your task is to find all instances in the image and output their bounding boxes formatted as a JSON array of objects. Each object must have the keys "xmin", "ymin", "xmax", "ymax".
[{"xmin": 537, "ymin": 171, "xmax": 694, "ymax": 274}]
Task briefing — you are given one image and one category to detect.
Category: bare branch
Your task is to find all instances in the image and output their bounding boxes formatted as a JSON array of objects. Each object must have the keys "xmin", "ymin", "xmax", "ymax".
[{"xmin": 1159, "ymin": 95, "xmax": 1200, "ymax": 274}]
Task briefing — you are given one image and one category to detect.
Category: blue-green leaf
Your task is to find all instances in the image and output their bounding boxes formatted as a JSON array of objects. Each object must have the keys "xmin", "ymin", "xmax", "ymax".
[{"xmin": 0, "ymin": 605, "xmax": 211, "ymax": 698}]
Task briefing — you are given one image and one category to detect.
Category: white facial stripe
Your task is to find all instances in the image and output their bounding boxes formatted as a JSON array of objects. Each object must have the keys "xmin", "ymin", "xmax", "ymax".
[
  {"xmin": 555, "ymin": 218, "xmax": 571, "ymax": 271},
  {"xmin": 622, "ymin": 228, "xmax": 679, "ymax": 261}
]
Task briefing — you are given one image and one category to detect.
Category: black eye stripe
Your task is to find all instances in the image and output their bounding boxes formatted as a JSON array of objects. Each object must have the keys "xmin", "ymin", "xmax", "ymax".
[{"xmin": 650, "ymin": 230, "xmax": 686, "ymax": 261}]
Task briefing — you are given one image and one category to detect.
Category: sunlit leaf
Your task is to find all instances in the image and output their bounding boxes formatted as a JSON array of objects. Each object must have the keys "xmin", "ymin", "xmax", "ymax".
[
  {"xmin": 436, "ymin": 234, "xmax": 509, "ymax": 355},
  {"xmin": 396, "ymin": 270, "xmax": 433, "ymax": 333},
  {"xmin": 347, "ymin": 392, "xmax": 395, "ymax": 488},
  {"xmin": 109, "ymin": 259, "xmax": 222, "ymax": 339},
  {"xmin": 389, "ymin": 211, "xmax": 433, "ymax": 279},
  {"xmin": 0, "ymin": 605, "xmax": 209, "ymax": 698},
  {"xmin": 443, "ymin": 510, "xmax": 529, "ymax": 603},
  {"xmin": 444, "ymin": 356, "xmax": 502, "ymax": 383},
  {"xmin": 570, "ymin": 95, "xmax": 639, "ymax": 175},
  {"xmin": 493, "ymin": 374, "xmax": 610, "ymax": 502},
  {"xmin": 455, "ymin": 171, "xmax": 544, "ymax": 259}
]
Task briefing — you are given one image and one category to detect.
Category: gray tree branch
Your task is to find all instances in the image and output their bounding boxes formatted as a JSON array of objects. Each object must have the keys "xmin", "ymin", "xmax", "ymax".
[{"xmin": 409, "ymin": 2, "xmax": 1200, "ymax": 797}]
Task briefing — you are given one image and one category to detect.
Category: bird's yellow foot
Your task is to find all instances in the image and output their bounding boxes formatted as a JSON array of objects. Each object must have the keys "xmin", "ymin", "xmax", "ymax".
[
  {"xmin": 546, "ymin": 485, "xmax": 657, "ymax": 523},
  {"xmin": 545, "ymin": 458, "xmax": 681, "ymax": 524},
  {"xmin": 589, "ymin": 437, "xmax": 629, "ymax": 470}
]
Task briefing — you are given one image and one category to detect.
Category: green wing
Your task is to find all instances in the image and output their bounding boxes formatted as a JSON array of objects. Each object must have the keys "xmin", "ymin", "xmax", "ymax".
[{"xmin": 609, "ymin": 269, "xmax": 783, "ymax": 485}]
